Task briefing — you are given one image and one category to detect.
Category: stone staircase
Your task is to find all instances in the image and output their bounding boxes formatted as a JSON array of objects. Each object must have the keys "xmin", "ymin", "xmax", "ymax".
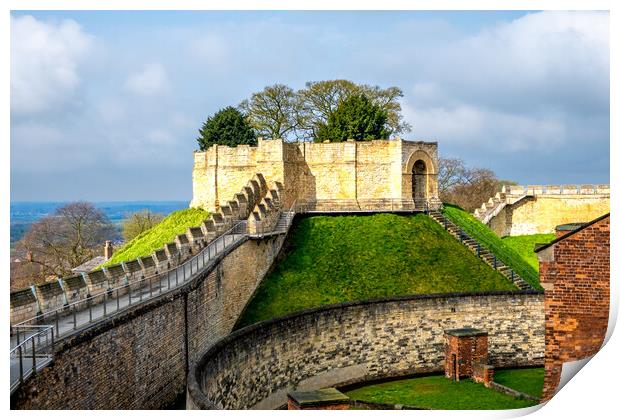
[
  {"xmin": 472, "ymin": 188, "xmax": 529, "ymax": 225},
  {"xmin": 427, "ymin": 210, "xmax": 533, "ymax": 290}
]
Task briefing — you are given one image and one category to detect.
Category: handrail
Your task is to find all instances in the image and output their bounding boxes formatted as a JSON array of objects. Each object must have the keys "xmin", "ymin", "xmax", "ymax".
[
  {"xmin": 13, "ymin": 220, "xmax": 248, "ymax": 331},
  {"xmin": 9, "ymin": 211, "xmax": 304, "ymax": 394},
  {"xmin": 429, "ymin": 211, "xmax": 532, "ymax": 290},
  {"xmin": 10, "ymin": 325, "xmax": 54, "ymax": 394}
]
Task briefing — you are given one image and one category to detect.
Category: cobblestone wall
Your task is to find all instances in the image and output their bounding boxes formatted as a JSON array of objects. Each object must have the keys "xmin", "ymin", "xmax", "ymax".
[{"xmin": 187, "ymin": 291, "xmax": 544, "ymax": 410}]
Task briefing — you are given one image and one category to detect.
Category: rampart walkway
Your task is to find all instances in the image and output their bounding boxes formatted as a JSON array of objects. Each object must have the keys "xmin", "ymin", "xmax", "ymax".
[{"xmin": 10, "ymin": 212, "xmax": 294, "ymax": 394}]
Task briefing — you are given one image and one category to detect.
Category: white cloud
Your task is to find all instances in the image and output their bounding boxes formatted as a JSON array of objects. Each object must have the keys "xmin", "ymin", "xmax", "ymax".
[
  {"xmin": 402, "ymin": 11, "xmax": 607, "ymax": 162},
  {"xmin": 124, "ymin": 63, "xmax": 169, "ymax": 96},
  {"xmin": 11, "ymin": 15, "xmax": 94, "ymax": 115},
  {"xmin": 404, "ymin": 102, "xmax": 566, "ymax": 153},
  {"xmin": 422, "ymin": 11, "xmax": 609, "ymax": 115}
]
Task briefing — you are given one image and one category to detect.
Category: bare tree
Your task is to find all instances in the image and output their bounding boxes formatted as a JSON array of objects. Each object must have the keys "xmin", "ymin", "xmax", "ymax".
[
  {"xmin": 439, "ymin": 157, "xmax": 517, "ymax": 212},
  {"xmin": 438, "ymin": 157, "xmax": 468, "ymax": 194},
  {"xmin": 122, "ymin": 209, "xmax": 164, "ymax": 241},
  {"xmin": 17, "ymin": 202, "xmax": 116, "ymax": 281},
  {"xmin": 239, "ymin": 84, "xmax": 300, "ymax": 140}
]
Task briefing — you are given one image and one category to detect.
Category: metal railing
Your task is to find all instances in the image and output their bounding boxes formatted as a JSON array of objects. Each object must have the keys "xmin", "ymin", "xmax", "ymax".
[
  {"xmin": 248, "ymin": 200, "xmax": 297, "ymax": 237},
  {"xmin": 12, "ymin": 221, "xmax": 248, "ymax": 336},
  {"xmin": 429, "ymin": 211, "xmax": 532, "ymax": 290},
  {"xmin": 9, "ymin": 205, "xmax": 306, "ymax": 394},
  {"xmin": 294, "ymin": 198, "xmax": 426, "ymax": 213},
  {"xmin": 10, "ymin": 325, "xmax": 55, "ymax": 393}
]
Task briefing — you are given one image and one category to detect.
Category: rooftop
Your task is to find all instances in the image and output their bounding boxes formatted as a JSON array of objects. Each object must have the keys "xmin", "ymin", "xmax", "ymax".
[
  {"xmin": 72, "ymin": 256, "xmax": 107, "ymax": 274},
  {"xmin": 287, "ymin": 388, "xmax": 349, "ymax": 407},
  {"xmin": 444, "ymin": 328, "xmax": 488, "ymax": 337}
]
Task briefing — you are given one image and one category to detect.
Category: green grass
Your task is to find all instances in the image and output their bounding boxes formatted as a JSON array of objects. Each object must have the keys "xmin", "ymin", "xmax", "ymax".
[
  {"xmin": 501, "ymin": 235, "xmax": 555, "ymax": 272},
  {"xmin": 236, "ymin": 213, "xmax": 516, "ymax": 327},
  {"xmin": 442, "ymin": 204, "xmax": 541, "ymax": 289},
  {"xmin": 493, "ymin": 368, "xmax": 544, "ymax": 398},
  {"xmin": 102, "ymin": 208, "xmax": 209, "ymax": 267},
  {"xmin": 345, "ymin": 375, "xmax": 539, "ymax": 410}
]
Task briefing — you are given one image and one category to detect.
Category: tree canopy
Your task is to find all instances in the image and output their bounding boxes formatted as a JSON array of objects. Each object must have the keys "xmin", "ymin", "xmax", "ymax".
[
  {"xmin": 122, "ymin": 209, "xmax": 164, "ymax": 242},
  {"xmin": 238, "ymin": 84, "xmax": 300, "ymax": 141},
  {"xmin": 197, "ymin": 106, "xmax": 257, "ymax": 151},
  {"xmin": 235, "ymin": 80, "xmax": 409, "ymax": 142},
  {"xmin": 438, "ymin": 157, "xmax": 517, "ymax": 212},
  {"xmin": 17, "ymin": 202, "xmax": 116, "ymax": 281},
  {"xmin": 315, "ymin": 94, "xmax": 391, "ymax": 142}
]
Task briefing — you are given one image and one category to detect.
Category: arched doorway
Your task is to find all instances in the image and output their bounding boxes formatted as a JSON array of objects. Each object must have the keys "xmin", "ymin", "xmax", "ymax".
[{"xmin": 412, "ymin": 159, "xmax": 427, "ymax": 206}]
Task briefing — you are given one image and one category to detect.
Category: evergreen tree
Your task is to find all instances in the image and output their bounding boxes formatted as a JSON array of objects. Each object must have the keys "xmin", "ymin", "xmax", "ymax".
[
  {"xmin": 315, "ymin": 94, "xmax": 391, "ymax": 142},
  {"xmin": 197, "ymin": 106, "xmax": 257, "ymax": 151}
]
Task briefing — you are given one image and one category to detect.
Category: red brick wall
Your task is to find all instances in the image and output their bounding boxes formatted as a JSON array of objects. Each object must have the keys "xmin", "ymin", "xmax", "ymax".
[
  {"xmin": 539, "ymin": 215, "xmax": 610, "ymax": 402},
  {"xmin": 444, "ymin": 333, "xmax": 488, "ymax": 380}
]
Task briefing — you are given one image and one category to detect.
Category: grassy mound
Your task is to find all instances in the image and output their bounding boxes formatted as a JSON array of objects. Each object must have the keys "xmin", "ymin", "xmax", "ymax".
[
  {"xmin": 236, "ymin": 213, "xmax": 516, "ymax": 327},
  {"xmin": 493, "ymin": 368, "xmax": 544, "ymax": 398},
  {"xmin": 102, "ymin": 208, "xmax": 209, "ymax": 267},
  {"xmin": 501, "ymin": 235, "xmax": 555, "ymax": 272},
  {"xmin": 442, "ymin": 204, "xmax": 541, "ymax": 289},
  {"xmin": 345, "ymin": 374, "xmax": 539, "ymax": 409}
]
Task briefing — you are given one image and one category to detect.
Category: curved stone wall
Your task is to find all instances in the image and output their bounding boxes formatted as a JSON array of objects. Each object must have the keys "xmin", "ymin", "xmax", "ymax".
[{"xmin": 188, "ymin": 291, "xmax": 544, "ymax": 410}]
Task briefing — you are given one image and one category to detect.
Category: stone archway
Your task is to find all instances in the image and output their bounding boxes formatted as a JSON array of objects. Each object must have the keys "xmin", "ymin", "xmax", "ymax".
[{"xmin": 412, "ymin": 159, "xmax": 428, "ymax": 205}]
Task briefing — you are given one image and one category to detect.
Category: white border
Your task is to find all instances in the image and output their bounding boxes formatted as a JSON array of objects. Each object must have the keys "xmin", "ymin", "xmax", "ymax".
[{"xmin": 2, "ymin": 1, "xmax": 616, "ymax": 419}]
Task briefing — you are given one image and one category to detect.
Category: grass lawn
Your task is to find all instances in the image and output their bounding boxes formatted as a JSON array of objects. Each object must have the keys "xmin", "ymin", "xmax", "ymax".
[
  {"xmin": 345, "ymin": 374, "xmax": 539, "ymax": 410},
  {"xmin": 493, "ymin": 368, "xmax": 544, "ymax": 398},
  {"xmin": 102, "ymin": 207, "xmax": 209, "ymax": 267},
  {"xmin": 501, "ymin": 235, "xmax": 555, "ymax": 272},
  {"xmin": 442, "ymin": 205, "xmax": 541, "ymax": 289},
  {"xmin": 236, "ymin": 213, "xmax": 516, "ymax": 327}
]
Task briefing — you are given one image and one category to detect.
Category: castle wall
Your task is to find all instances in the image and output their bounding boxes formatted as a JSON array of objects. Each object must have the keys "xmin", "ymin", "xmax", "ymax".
[
  {"xmin": 477, "ymin": 185, "xmax": 610, "ymax": 237},
  {"xmin": 11, "ymin": 234, "xmax": 287, "ymax": 410},
  {"xmin": 187, "ymin": 291, "xmax": 544, "ymax": 410},
  {"xmin": 488, "ymin": 195, "xmax": 610, "ymax": 237},
  {"xmin": 190, "ymin": 138, "xmax": 440, "ymax": 212}
]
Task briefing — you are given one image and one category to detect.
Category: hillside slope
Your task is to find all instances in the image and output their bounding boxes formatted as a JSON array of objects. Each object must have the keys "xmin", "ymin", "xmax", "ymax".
[
  {"xmin": 102, "ymin": 207, "xmax": 209, "ymax": 267},
  {"xmin": 442, "ymin": 204, "xmax": 542, "ymax": 288},
  {"xmin": 236, "ymin": 213, "xmax": 516, "ymax": 327},
  {"xmin": 501, "ymin": 234, "xmax": 555, "ymax": 272}
]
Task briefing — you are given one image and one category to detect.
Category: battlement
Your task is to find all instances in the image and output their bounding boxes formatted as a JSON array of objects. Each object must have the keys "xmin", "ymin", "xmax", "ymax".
[
  {"xmin": 473, "ymin": 183, "xmax": 610, "ymax": 236},
  {"xmin": 191, "ymin": 137, "xmax": 442, "ymax": 213},
  {"xmin": 9, "ymin": 172, "xmax": 277, "ymax": 326},
  {"xmin": 503, "ymin": 184, "xmax": 610, "ymax": 196}
]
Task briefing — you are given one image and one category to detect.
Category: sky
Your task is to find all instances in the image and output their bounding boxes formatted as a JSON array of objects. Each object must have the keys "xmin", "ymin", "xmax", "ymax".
[{"xmin": 10, "ymin": 10, "xmax": 610, "ymax": 201}]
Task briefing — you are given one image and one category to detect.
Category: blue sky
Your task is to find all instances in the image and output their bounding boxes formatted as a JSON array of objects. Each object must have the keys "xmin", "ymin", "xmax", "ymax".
[{"xmin": 10, "ymin": 10, "xmax": 609, "ymax": 201}]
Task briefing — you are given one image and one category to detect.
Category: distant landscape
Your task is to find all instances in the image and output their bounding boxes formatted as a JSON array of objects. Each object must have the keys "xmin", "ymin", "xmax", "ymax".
[{"xmin": 10, "ymin": 201, "xmax": 188, "ymax": 252}]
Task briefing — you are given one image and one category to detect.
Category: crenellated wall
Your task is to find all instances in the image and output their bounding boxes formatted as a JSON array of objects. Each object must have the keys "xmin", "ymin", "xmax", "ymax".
[
  {"xmin": 9, "ymin": 174, "xmax": 281, "ymax": 326},
  {"xmin": 474, "ymin": 184, "xmax": 610, "ymax": 236},
  {"xmin": 11, "ymin": 231, "xmax": 289, "ymax": 410},
  {"xmin": 187, "ymin": 291, "xmax": 545, "ymax": 410},
  {"xmin": 190, "ymin": 138, "xmax": 440, "ymax": 212}
]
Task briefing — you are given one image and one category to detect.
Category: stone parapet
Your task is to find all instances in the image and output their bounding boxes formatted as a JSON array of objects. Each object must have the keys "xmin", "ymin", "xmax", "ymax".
[
  {"xmin": 188, "ymin": 291, "xmax": 544, "ymax": 410},
  {"xmin": 474, "ymin": 184, "xmax": 610, "ymax": 236}
]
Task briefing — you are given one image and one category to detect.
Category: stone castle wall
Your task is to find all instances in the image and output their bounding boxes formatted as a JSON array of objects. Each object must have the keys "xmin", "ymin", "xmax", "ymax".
[
  {"xmin": 477, "ymin": 185, "xmax": 610, "ymax": 236},
  {"xmin": 187, "ymin": 291, "xmax": 544, "ymax": 410},
  {"xmin": 191, "ymin": 138, "xmax": 440, "ymax": 212},
  {"xmin": 11, "ymin": 233, "xmax": 288, "ymax": 410}
]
